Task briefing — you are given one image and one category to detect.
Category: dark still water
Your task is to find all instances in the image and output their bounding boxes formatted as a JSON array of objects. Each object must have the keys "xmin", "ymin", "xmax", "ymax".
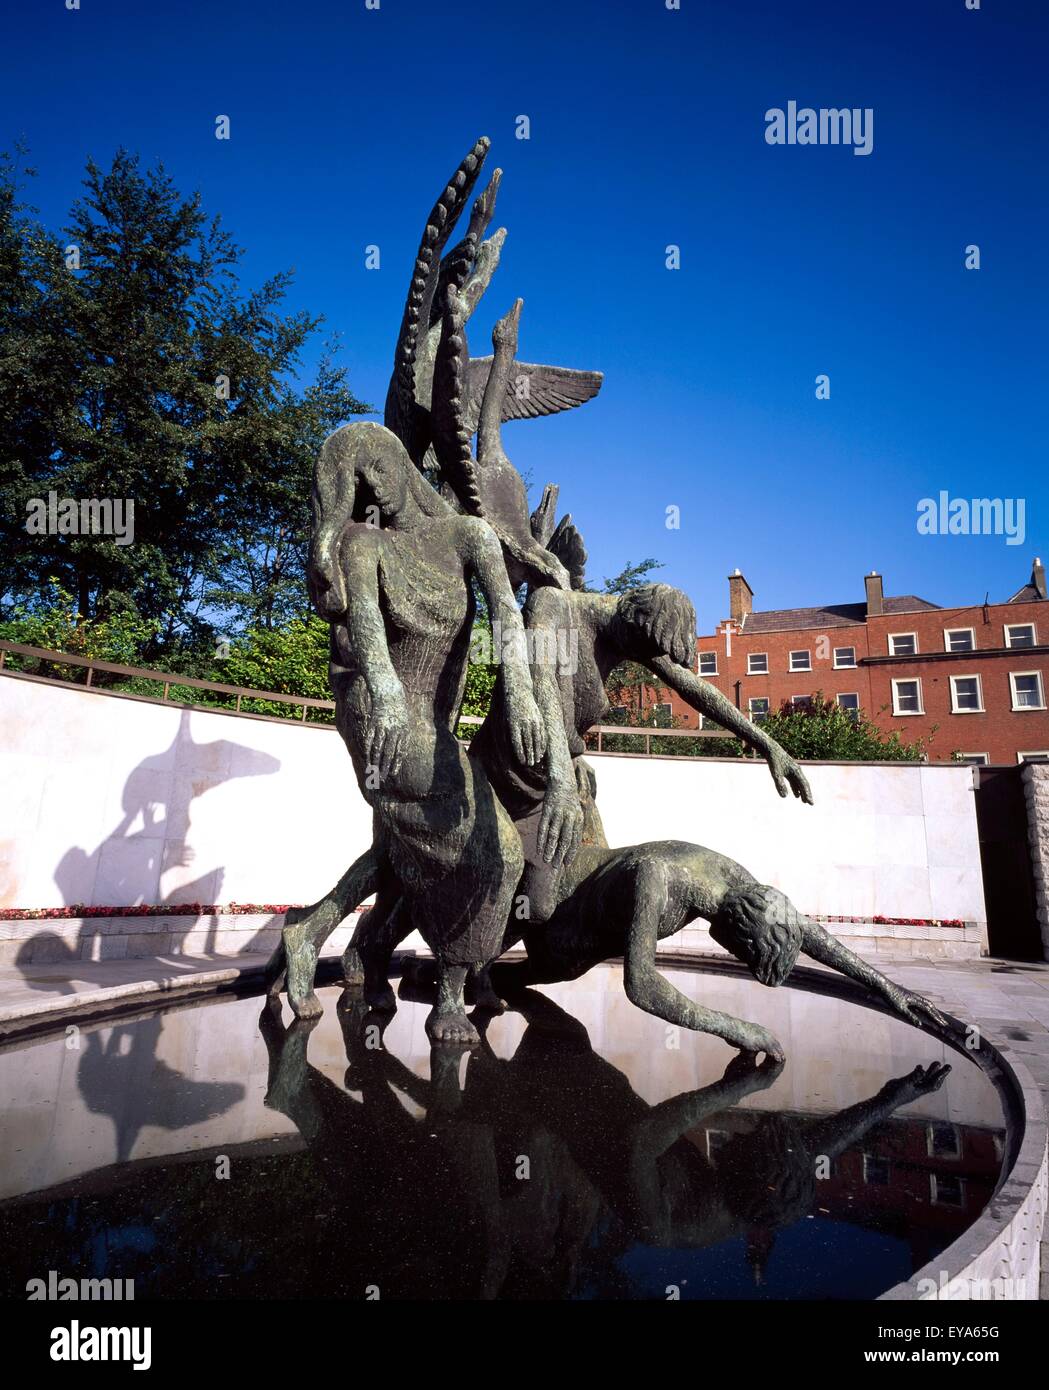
[{"xmin": 0, "ymin": 965, "xmax": 1005, "ymax": 1300}]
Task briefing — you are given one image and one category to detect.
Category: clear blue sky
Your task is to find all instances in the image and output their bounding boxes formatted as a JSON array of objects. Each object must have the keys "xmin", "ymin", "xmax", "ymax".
[{"xmin": 3, "ymin": 0, "xmax": 1046, "ymax": 632}]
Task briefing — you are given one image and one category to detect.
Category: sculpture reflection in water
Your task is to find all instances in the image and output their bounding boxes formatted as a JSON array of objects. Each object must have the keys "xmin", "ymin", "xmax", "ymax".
[
  {"xmin": 259, "ymin": 986, "xmax": 950, "ymax": 1299},
  {"xmin": 266, "ymin": 135, "xmax": 952, "ymax": 1060}
]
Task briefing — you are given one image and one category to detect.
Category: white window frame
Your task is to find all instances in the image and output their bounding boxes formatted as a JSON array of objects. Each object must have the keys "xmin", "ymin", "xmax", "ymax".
[
  {"xmin": 949, "ymin": 673, "xmax": 984, "ymax": 714},
  {"xmin": 748, "ymin": 696, "xmax": 770, "ymax": 723},
  {"xmin": 957, "ymin": 753, "xmax": 989, "ymax": 766},
  {"xmin": 891, "ymin": 677, "xmax": 924, "ymax": 715},
  {"xmin": 789, "ymin": 649, "xmax": 811, "ymax": 672},
  {"xmin": 1017, "ymin": 751, "xmax": 1049, "ymax": 763},
  {"xmin": 833, "ymin": 646, "xmax": 857, "ymax": 668},
  {"xmin": 930, "ymin": 1173, "xmax": 964, "ymax": 1208},
  {"xmin": 944, "ymin": 627, "xmax": 975, "ymax": 653},
  {"xmin": 747, "ymin": 652, "xmax": 768, "ymax": 674},
  {"xmin": 888, "ymin": 632, "xmax": 918, "ymax": 657},
  {"xmin": 652, "ymin": 702, "xmax": 673, "ymax": 725},
  {"xmin": 791, "ymin": 693, "xmax": 813, "ymax": 708},
  {"xmin": 1010, "ymin": 670, "xmax": 1046, "ymax": 711},
  {"xmin": 1004, "ymin": 623, "xmax": 1037, "ymax": 649},
  {"xmin": 836, "ymin": 692, "xmax": 860, "ymax": 717},
  {"xmin": 697, "ymin": 651, "xmax": 718, "ymax": 677}
]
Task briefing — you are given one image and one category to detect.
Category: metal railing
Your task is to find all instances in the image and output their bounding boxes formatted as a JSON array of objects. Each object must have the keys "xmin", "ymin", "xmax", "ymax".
[{"xmin": 0, "ymin": 639, "xmax": 732, "ymax": 750}]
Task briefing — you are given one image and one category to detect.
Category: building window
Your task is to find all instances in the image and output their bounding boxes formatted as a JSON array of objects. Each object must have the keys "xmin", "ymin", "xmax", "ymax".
[
  {"xmin": 836, "ymin": 692, "xmax": 860, "ymax": 720},
  {"xmin": 949, "ymin": 674, "xmax": 984, "ymax": 714},
  {"xmin": 699, "ymin": 714, "xmax": 719, "ymax": 730},
  {"xmin": 791, "ymin": 694, "xmax": 813, "ymax": 709},
  {"xmin": 1005, "ymin": 623, "xmax": 1036, "ymax": 649},
  {"xmin": 1010, "ymin": 671, "xmax": 1046, "ymax": 711},
  {"xmin": 957, "ymin": 753, "xmax": 989, "ymax": 766},
  {"xmin": 705, "ymin": 1130, "xmax": 730, "ymax": 1163},
  {"xmin": 888, "ymin": 632, "xmax": 918, "ymax": 656},
  {"xmin": 747, "ymin": 652, "xmax": 768, "ymax": 674},
  {"xmin": 930, "ymin": 1173, "xmax": 964, "ymax": 1208},
  {"xmin": 833, "ymin": 646, "xmax": 856, "ymax": 668},
  {"xmin": 927, "ymin": 1123, "xmax": 961, "ymax": 1160},
  {"xmin": 652, "ymin": 702, "xmax": 673, "ymax": 727},
  {"xmin": 1017, "ymin": 751, "xmax": 1049, "ymax": 764},
  {"xmin": 789, "ymin": 650, "xmax": 811, "ymax": 672},
  {"xmin": 698, "ymin": 651, "xmax": 718, "ymax": 676},
  {"xmin": 862, "ymin": 1153, "xmax": 889, "ymax": 1186},
  {"xmin": 891, "ymin": 678, "xmax": 923, "ymax": 715},
  {"xmin": 944, "ymin": 627, "xmax": 975, "ymax": 652},
  {"xmin": 748, "ymin": 697, "xmax": 769, "ymax": 724}
]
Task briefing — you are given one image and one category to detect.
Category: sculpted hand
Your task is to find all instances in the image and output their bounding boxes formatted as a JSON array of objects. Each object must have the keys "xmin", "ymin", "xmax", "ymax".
[
  {"xmin": 538, "ymin": 786, "xmax": 583, "ymax": 866},
  {"xmin": 363, "ymin": 689, "xmax": 411, "ymax": 783},
  {"xmin": 883, "ymin": 1062, "xmax": 951, "ymax": 1103},
  {"xmin": 765, "ymin": 745, "xmax": 813, "ymax": 804},
  {"xmin": 729, "ymin": 1020, "xmax": 785, "ymax": 1063},
  {"xmin": 882, "ymin": 984, "xmax": 951, "ymax": 1033},
  {"xmin": 507, "ymin": 690, "xmax": 545, "ymax": 767}
]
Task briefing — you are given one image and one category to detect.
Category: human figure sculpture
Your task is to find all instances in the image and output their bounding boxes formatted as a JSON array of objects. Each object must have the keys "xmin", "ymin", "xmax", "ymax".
[
  {"xmin": 297, "ymin": 417, "xmax": 545, "ymax": 1043},
  {"xmin": 266, "ymin": 135, "xmax": 945, "ymax": 1067},
  {"xmin": 488, "ymin": 840, "xmax": 950, "ymax": 1058}
]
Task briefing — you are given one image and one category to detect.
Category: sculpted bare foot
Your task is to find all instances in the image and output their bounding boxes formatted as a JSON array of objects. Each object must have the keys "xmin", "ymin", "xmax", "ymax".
[
  {"xmin": 468, "ymin": 966, "xmax": 506, "ymax": 1014},
  {"xmin": 426, "ymin": 1008, "xmax": 480, "ymax": 1045}
]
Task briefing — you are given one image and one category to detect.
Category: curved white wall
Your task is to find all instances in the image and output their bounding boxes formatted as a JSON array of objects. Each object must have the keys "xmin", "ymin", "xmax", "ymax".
[{"xmin": 0, "ymin": 674, "xmax": 985, "ymax": 930}]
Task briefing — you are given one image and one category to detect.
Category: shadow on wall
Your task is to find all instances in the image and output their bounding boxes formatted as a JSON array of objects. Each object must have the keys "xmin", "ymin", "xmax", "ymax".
[{"xmin": 16, "ymin": 708, "xmax": 280, "ymax": 985}]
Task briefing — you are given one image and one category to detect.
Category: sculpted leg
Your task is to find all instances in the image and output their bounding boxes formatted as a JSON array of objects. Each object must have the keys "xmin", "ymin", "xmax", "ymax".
[
  {"xmin": 359, "ymin": 898, "xmax": 408, "ymax": 1013},
  {"xmin": 267, "ymin": 847, "xmax": 377, "ymax": 1019}
]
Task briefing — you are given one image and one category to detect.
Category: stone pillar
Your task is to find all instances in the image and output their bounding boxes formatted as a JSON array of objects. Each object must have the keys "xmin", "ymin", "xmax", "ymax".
[{"xmin": 1022, "ymin": 763, "xmax": 1049, "ymax": 961}]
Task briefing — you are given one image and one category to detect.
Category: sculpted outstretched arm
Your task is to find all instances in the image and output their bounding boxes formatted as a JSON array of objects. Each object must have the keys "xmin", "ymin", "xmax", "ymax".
[
  {"xmin": 649, "ymin": 653, "xmax": 813, "ymax": 804},
  {"xmin": 801, "ymin": 920, "xmax": 950, "ymax": 1031}
]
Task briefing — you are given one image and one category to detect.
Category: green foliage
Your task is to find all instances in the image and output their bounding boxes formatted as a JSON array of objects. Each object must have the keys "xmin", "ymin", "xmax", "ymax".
[
  {"xmin": 219, "ymin": 617, "xmax": 334, "ymax": 721},
  {"xmin": 0, "ymin": 146, "xmax": 369, "ymax": 647},
  {"xmin": 0, "ymin": 578, "xmax": 160, "ymax": 669},
  {"xmin": 752, "ymin": 694, "xmax": 931, "ymax": 762}
]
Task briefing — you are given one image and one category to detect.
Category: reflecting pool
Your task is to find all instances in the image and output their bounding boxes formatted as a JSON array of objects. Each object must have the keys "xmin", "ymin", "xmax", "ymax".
[{"xmin": 0, "ymin": 964, "xmax": 1006, "ymax": 1300}]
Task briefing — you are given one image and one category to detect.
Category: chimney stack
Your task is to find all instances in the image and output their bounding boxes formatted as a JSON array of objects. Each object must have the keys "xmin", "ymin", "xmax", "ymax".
[
  {"xmin": 865, "ymin": 571, "xmax": 884, "ymax": 617},
  {"xmin": 728, "ymin": 569, "xmax": 753, "ymax": 625},
  {"xmin": 1033, "ymin": 557, "xmax": 1047, "ymax": 601}
]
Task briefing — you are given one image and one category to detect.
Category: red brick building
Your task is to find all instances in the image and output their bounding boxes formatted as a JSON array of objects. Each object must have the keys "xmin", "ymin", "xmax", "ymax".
[{"xmin": 650, "ymin": 559, "xmax": 1049, "ymax": 766}]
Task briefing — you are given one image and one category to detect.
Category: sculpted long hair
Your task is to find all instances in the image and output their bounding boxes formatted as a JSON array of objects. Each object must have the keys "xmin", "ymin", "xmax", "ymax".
[
  {"xmin": 611, "ymin": 583, "xmax": 696, "ymax": 668},
  {"xmin": 309, "ymin": 421, "xmax": 450, "ymax": 619},
  {"xmin": 711, "ymin": 882, "xmax": 803, "ymax": 987}
]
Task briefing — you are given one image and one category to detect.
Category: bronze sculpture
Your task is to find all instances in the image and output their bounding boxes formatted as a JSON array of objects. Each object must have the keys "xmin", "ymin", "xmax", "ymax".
[{"xmin": 265, "ymin": 136, "xmax": 946, "ymax": 1060}]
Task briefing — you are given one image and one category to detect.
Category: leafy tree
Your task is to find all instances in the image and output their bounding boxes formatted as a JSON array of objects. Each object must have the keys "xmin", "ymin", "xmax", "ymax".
[{"xmin": 0, "ymin": 148, "xmax": 368, "ymax": 651}]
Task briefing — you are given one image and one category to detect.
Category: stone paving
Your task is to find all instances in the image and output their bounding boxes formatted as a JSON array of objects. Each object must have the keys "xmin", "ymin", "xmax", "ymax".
[{"xmin": 0, "ymin": 946, "xmax": 1046, "ymax": 1295}]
